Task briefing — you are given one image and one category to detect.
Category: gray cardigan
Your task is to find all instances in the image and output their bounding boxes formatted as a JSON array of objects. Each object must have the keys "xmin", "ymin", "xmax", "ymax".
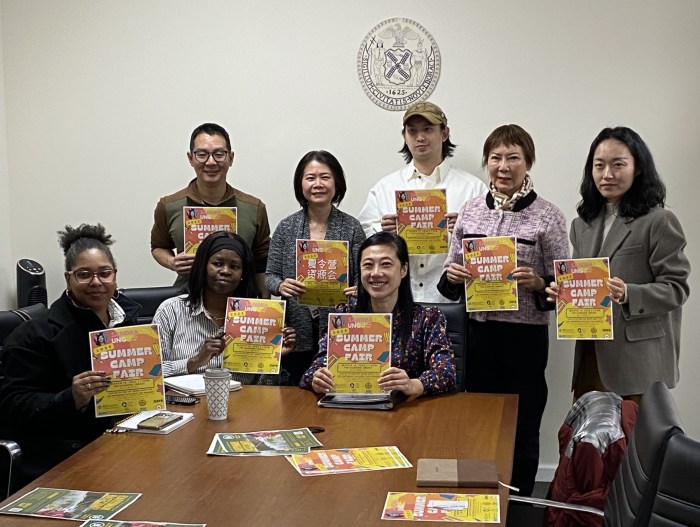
[{"xmin": 265, "ymin": 207, "xmax": 366, "ymax": 354}]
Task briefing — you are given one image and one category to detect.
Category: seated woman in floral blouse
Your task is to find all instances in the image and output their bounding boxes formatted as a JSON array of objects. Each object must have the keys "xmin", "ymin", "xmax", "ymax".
[{"xmin": 300, "ymin": 232, "xmax": 455, "ymax": 396}]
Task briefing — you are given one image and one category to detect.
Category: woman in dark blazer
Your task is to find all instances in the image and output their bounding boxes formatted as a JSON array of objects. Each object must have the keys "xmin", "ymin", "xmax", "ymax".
[{"xmin": 548, "ymin": 127, "xmax": 690, "ymax": 401}]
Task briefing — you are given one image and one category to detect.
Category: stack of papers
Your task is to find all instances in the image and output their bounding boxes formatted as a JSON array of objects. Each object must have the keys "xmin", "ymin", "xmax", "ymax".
[
  {"xmin": 164, "ymin": 374, "xmax": 242, "ymax": 396},
  {"xmin": 207, "ymin": 428, "xmax": 322, "ymax": 456}
]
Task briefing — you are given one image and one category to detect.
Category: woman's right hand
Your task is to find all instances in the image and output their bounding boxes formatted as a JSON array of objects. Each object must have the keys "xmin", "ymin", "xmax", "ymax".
[
  {"xmin": 311, "ymin": 367, "xmax": 334, "ymax": 394},
  {"xmin": 279, "ymin": 278, "xmax": 306, "ymax": 298},
  {"xmin": 544, "ymin": 282, "xmax": 560, "ymax": 303},
  {"xmin": 187, "ymin": 336, "xmax": 225, "ymax": 373},
  {"xmin": 445, "ymin": 262, "xmax": 472, "ymax": 285},
  {"xmin": 72, "ymin": 370, "xmax": 110, "ymax": 410}
]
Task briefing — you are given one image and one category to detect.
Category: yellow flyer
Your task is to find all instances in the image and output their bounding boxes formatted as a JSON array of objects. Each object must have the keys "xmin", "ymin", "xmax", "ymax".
[
  {"xmin": 296, "ymin": 239, "xmax": 349, "ymax": 306},
  {"xmin": 183, "ymin": 206, "xmax": 237, "ymax": 254},
  {"xmin": 555, "ymin": 257, "xmax": 613, "ymax": 340},
  {"xmin": 223, "ymin": 297, "xmax": 286, "ymax": 373},
  {"xmin": 326, "ymin": 313, "xmax": 391, "ymax": 394},
  {"xmin": 462, "ymin": 236, "xmax": 518, "ymax": 312},
  {"xmin": 89, "ymin": 325, "xmax": 165, "ymax": 418},
  {"xmin": 395, "ymin": 189, "xmax": 448, "ymax": 254},
  {"xmin": 286, "ymin": 445, "xmax": 411, "ymax": 476},
  {"xmin": 381, "ymin": 492, "xmax": 500, "ymax": 523}
]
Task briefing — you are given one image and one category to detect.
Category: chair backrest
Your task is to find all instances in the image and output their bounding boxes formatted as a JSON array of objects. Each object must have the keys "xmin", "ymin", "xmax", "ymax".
[
  {"xmin": 648, "ymin": 433, "xmax": 700, "ymax": 527},
  {"xmin": 420, "ymin": 302, "xmax": 467, "ymax": 391},
  {"xmin": 120, "ymin": 286, "xmax": 180, "ymax": 324},
  {"xmin": 0, "ymin": 304, "xmax": 48, "ymax": 346},
  {"xmin": 604, "ymin": 381, "xmax": 684, "ymax": 527}
]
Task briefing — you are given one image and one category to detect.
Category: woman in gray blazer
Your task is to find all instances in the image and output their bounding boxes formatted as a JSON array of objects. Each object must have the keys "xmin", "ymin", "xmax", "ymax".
[{"xmin": 549, "ymin": 127, "xmax": 690, "ymax": 401}]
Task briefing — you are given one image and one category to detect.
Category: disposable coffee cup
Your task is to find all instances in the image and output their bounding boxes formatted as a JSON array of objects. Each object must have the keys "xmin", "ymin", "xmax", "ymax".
[{"xmin": 203, "ymin": 368, "xmax": 231, "ymax": 420}]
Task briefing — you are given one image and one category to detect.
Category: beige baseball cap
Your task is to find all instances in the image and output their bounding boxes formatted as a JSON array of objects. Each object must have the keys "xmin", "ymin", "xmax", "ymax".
[{"xmin": 402, "ymin": 101, "xmax": 447, "ymax": 126}]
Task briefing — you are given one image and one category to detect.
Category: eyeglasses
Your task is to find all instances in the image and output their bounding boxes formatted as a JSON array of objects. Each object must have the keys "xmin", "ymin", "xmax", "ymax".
[
  {"xmin": 192, "ymin": 150, "xmax": 229, "ymax": 163},
  {"xmin": 68, "ymin": 268, "xmax": 117, "ymax": 284}
]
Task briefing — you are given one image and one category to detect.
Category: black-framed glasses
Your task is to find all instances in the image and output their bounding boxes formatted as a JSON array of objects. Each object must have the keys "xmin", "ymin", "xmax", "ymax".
[
  {"xmin": 68, "ymin": 268, "xmax": 117, "ymax": 284},
  {"xmin": 192, "ymin": 150, "xmax": 229, "ymax": 163}
]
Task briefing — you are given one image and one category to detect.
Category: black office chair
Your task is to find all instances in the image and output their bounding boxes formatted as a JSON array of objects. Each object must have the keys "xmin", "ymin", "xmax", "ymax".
[
  {"xmin": 0, "ymin": 303, "xmax": 48, "ymax": 499},
  {"xmin": 507, "ymin": 382, "xmax": 684, "ymax": 527},
  {"xmin": 119, "ymin": 286, "xmax": 180, "ymax": 324},
  {"xmin": 421, "ymin": 302, "xmax": 467, "ymax": 391},
  {"xmin": 648, "ymin": 433, "xmax": 700, "ymax": 526}
]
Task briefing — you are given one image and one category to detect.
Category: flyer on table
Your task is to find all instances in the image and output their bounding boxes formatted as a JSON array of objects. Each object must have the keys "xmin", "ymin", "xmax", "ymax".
[
  {"xmin": 0, "ymin": 487, "xmax": 141, "ymax": 521},
  {"xmin": 80, "ymin": 522, "xmax": 205, "ymax": 527},
  {"xmin": 395, "ymin": 189, "xmax": 448, "ymax": 255},
  {"xmin": 462, "ymin": 236, "xmax": 518, "ymax": 312},
  {"xmin": 555, "ymin": 257, "xmax": 613, "ymax": 340},
  {"xmin": 326, "ymin": 313, "xmax": 391, "ymax": 394},
  {"xmin": 90, "ymin": 324, "xmax": 165, "ymax": 417},
  {"xmin": 286, "ymin": 445, "xmax": 412, "ymax": 476},
  {"xmin": 208, "ymin": 427, "xmax": 322, "ymax": 456},
  {"xmin": 295, "ymin": 239, "xmax": 349, "ymax": 306},
  {"xmin": 381, "ymin": 492, "xmax": 500, "ymax": 523},
  {"xmin": 183, "ymin": 206, "xmax": 237, "ymax": 254},
  {"xmin": 223, "ymin": 297, "xmax": 286, "ymax": 374}
]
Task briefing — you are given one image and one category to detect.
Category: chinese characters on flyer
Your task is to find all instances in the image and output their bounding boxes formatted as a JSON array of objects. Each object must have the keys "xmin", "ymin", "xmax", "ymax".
[{"xmin": 395, "ymin": 189, "xmax": 448, "ymax": 254}]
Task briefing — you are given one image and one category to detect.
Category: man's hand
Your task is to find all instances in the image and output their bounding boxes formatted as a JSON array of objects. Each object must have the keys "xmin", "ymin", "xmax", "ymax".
[
  {"xmin": 171, "ymin": 252, "xmax": 195, "ymax": 275},
  {"xmin": 380, "ymin": 214, "xmax": 398, "ymax": 234}
]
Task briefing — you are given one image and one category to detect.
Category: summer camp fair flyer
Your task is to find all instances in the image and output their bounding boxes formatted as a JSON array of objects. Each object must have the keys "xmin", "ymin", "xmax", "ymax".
[
  {"xmin": 381, "ymin": 492, "xmax": 500, "ymax": 523},
  {"xmin": 89, "ymin": 324, "xmax": 165, "ymax": 417},
  {"xmin": 395, "ymin": 189, "xmax": 448, "ymax": 254},
  {"xmin": 555, "ymin": 257, "xmax": 613, "ymax": 340},
  {"xmin": 286, "ymin": 445, "xmax": 411, "ymax": 476},
  {"xmin": 462, "ymin": 236, "xmax": 518, "ymax": 312},
  {"xmin": 295, "ymin": 239, "xmax": 349, "ymax": 306},
  {"xmin": 182, "ymin": 206, "xmax": 237, "ymax": 254},
  {"xmin": 326, "ymin": 313, "xmax": 392, "ymax": 394},
  {"xmin": 223, "ymin": 297, "xmax": 286, "ymax": 374}
]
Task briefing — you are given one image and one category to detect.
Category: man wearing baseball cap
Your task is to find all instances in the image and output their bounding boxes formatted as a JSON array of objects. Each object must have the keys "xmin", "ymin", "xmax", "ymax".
[{"xmin": 357, "ymin": 101, "xmax": 486, "ymax": 302}]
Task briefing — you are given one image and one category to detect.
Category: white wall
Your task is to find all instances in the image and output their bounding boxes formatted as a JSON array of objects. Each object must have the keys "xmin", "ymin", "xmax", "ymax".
[
  {"xmin": 0, "ymin": 7, "xmax": 11, "ymax": 307},
  {"xmin": 2, "ymin": 0, "xmax": 699, "ymax": 473}
]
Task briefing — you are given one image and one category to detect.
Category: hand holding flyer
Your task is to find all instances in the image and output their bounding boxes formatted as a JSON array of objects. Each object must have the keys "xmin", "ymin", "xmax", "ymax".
[
  {"xmin": 296, "ymin": 239, "xmax": 349, "ymax": 306},
  {"xmin": 462, "ymin": 236, "xmax": 518, "ymax": 312},
  {"xmin": 555, "ymin": 257, "xmax": 613, "ymax": 340},
  {"xmin": 223, "ymin": 297, "xmax": 286, "ymax": 373},
  {"xmin": 326, "ymin": 313, "xmax": 391, "ymax": 394},
  {"xmin": 90, "ymin": 324, "xmax": 165, "ymax": 417},
  {"xmin": 395, "ymin": 189, "xmax": 448, "ymax": 254}
]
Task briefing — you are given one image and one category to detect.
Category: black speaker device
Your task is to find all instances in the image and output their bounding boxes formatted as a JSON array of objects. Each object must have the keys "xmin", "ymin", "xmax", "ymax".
[{"xmin": 17, "ymin": 259, "xmax": 48, "ymax": 307}]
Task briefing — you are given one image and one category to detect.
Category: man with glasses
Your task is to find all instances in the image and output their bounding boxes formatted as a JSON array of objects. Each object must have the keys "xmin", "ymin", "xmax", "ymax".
[{"xmin": 150, "ymin": 123, "xmax": 271, "ymax": 294}]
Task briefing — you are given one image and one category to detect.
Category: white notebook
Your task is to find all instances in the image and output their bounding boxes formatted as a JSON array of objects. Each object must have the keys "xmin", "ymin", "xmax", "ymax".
[
  {"xmin": 165, "ymin": 373, "xmax": 243, "ymax": 396},
  {"xmin": 114, "ymin": 410, "xmax": 194, "ymax": 435}
]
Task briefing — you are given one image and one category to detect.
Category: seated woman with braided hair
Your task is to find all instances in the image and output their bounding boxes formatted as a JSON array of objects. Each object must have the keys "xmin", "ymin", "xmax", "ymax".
[{"xmin": 0, "ymin": 224, "xmax": 141, "ymax": 483}]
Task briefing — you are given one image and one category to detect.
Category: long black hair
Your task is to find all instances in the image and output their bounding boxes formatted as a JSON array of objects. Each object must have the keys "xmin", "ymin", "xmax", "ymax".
[
  {"xmin": 186, "ymin": 231, "xmax": 259, "ymax": 309},
  {"xmin": 578, "ymin": 127, "xmax": 666, "ymax": 222},
  {"xmin": 354, "ymin": 232, "xmax": 414, "ymax": 350}
]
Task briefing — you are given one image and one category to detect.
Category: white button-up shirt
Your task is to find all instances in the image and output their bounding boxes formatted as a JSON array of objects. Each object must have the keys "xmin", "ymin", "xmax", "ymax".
[{"xmin": 357, "ymin": 158, "xmax": 487, "ymax": 302}]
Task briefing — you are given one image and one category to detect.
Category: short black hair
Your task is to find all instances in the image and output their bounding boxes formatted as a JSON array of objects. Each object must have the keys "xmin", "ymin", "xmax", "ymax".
[
  {"xmin": 58, "ymin": 223, "xmax": 116, "ymax": 271},
  {"xmin": 189, "ymin": 123, "xmax": 232, "ymax": 152},
  {"xmin": 293, "ymin": 150, "xmax": 347, "ymax": 208},
  {"xmin": 578, "ymin": 126, "xmax": 666, "ymax": 222}
]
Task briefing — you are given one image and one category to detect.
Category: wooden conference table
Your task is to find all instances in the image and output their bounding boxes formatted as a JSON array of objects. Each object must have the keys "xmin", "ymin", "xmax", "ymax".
[{"xmin": 2, "ymin": 387, "xmax": 517, "ymax": 526}]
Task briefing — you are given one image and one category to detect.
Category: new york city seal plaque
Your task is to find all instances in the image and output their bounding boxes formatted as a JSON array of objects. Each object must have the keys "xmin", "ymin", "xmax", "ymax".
[{"xmin": 357, "ymin": 18, "xmax": 441, "ymax": 111}]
